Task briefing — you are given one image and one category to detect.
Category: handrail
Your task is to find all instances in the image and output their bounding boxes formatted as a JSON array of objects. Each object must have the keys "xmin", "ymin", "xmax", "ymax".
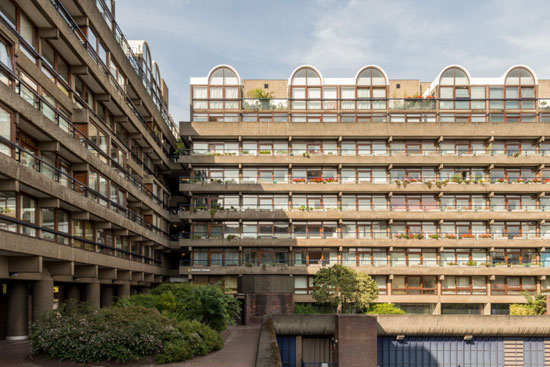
[
  {"xmin": 179, "ymin": 176, "xmax": 547, "ymax": 185},
  {"xmin": 94, "ymin": 0, "xmax": 179, "ymax": 139},
  {"xmin": 178, "ymin": 230, "xmax": 543, "ymax": 240},
  {"xmin": 0, "ymin": 136, "xmax": 169, "ymax": 237},
  {"xmin": 0, "ymin": 213, "xmax": 160, "ymax": 264},
  {"xmin": 177, "ymin": 147, "xmax": 550, "ymax": 157},
  {"xmin": 0, "ymin": 16, "xmax": 166, "ymax": 208},
  {"xmin": 177, "ymin": 203, "xmax": 550, "ymax": 213},
  {"xmin": 48, "ymin": 0, "xmax": 174, "ymax": 151}
]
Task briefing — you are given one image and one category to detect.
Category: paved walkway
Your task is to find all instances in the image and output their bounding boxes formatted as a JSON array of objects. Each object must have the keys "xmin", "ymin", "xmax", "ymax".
[{"xmin": 0, "ymin": 324, "xmax": 261, "ymax": 367}]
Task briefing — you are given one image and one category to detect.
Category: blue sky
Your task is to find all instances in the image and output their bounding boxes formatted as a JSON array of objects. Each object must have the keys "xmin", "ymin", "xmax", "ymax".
[{"xmin": 116, "ymin": 0, "xmax": 550, "ymax": 122}]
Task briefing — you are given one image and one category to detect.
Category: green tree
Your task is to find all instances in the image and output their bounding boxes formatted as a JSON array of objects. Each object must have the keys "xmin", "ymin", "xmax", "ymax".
[
  {"xmin": 510, "ymin": 292, "xmax": 547, "ymax": 315},
  {"xmin": 311, "ymin": 264, "xmax": 378, "ymax": 314},
  {"xmin": 366, "ymin": 303, "xmax": 405, "ymax": 315}
]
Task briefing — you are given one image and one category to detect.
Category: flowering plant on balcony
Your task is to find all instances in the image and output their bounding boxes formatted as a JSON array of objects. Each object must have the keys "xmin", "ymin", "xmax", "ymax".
[
  {"xmin": 459, "ymin": 233, "xmax": 475, "ymax": 239},
  {"xmin": 531, "ymin": 178, "xmax": 542, "ymax": 183},
  {"xmin": 478, "ymin": 233, "xmax": 493, "ymax": 239},
  {"xmin": 543, "ymin": 178, "xmax": 550, "ymax": 184},
  {"xmin": 513, "ymin": 178, "xmax": 525, "ymax": 183},
  {"xmin": 429, "ymin": 234, "xmax": 441, "ymax": 240},
  {"xmin": 324, "ymin": 177, "xmax": 337, "ymax": 183},
  {"xmin": 311, "ymin": 177, "xmax": 324, "ymax": 183},
  {"xmin": 444, "ymin": 233, "xmax": 457, "ymax": 239},
  {"xmin": 292, "ymin": 178, "xmax": 306, "ymax": 183},
  {"xmin": 395, "ymin": 233, "xmax": 423, "ymax": 239},
  {"xmin": 496, "ymin": 178, "xmax": 506, "ymax": 183}
]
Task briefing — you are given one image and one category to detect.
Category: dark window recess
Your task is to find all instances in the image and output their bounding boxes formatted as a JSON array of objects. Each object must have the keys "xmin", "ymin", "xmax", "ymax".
[
  {"xmin": 264, "ymin": 84, "xmax": 269, "ymax": 89},
  {"xmin": 396, "ymin": 84, "xmax": 400, "ymax": 89}
]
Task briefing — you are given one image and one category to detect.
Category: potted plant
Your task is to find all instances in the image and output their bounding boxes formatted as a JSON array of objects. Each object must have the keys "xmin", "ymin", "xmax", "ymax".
[
  {"xmin": 445, "ymin": 234, "xmax": 457, "ymax": 239},
  {"xmin": 247, "ymin": 88, "xmax": 274, "ymax": 110},
  {"xmin": 429, "ymin": 234, "xmax": 441, "ymax": 240}
]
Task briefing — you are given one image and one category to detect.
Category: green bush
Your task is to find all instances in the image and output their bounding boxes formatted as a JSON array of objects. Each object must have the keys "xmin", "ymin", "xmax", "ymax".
[
  {"xmin": 294, "ymin": 303, "xmax": 332, "ymax": 315},
  {"xmin": 118, "ymin": 282, "xmax": 240, "ymax": 332},
  {"xmin": 156, "ymin": 320, "xmax": 223, "ymax": 364},
  {"xmin": 30, "ymin": 303, "xmax": 177, "ymax": 363},
  {"xmin": 30, "ymin": 301, "xmax": 223, "ymax": 364},
  {"xmin": 366, "ymin": 303, "xmax": 405, "ymax": 315}
]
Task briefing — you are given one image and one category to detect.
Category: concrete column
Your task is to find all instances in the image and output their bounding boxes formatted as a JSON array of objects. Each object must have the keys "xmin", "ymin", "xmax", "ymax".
[
  {"xmin": 7, "ymin": 281, "xmax": 28, "ymax": 340},
  {"xmin": 66, "ymin": 285, "xmax": 81, "ymax": 302},
  {"xmin": 117, "ymin": 283, "xmax": 130, "ymax": 299},
  {"xmin": 484, "ymin": 302, "xmax": 491, "ymax": 315},
  {"xmin": 433, "ymin": 302, "xmax": 442, "ymax": 315},
  {"xmin": 100, "ymin": 285, "xmax": 114, "ymax": 308},
  {"xmin": 84, "ymin": 282, "xmax": 100, "ymax": 308},
  {"xmin": 296, "ymin": 335, "xmax": 303, "ymax": 366},
  {"xmin": 32, "ymin": 278, "xmax": 53, "ymax": 322}
]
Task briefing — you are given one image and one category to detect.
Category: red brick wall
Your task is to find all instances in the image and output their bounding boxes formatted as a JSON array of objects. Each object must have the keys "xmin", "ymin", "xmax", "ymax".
[{"xmin": 245, "ymin": 293, "xmax": 294, "ymax": 324}]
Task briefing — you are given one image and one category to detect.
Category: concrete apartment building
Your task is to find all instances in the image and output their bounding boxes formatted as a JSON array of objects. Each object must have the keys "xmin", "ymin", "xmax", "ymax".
[
  {"xmin": 179, "ymin": 63, "xmax": 550, "ymax": 318},
  {"xmin": 2, "ymin": 0, "xmax": 550, "ymax": 345},
  {"xmin": 0, "ymin": 0, "xmax": 180, "ymax": 339}
]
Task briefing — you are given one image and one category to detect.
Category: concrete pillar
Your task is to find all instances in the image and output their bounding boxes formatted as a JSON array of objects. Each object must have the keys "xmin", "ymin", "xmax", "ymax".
[
  {"xmin": 32, "ymin": 278, "xmax": 53, "ymax": 322},
  {"xmin": 433, "ymin": 302, "xmax": 442, "ymax": 315},
  {"xmin": 296, "ymin": 335, "xmax": 303, "ymax": 366},
  {"xmin": 484, "ymin": 303, "xmax": 492, "ymax": 315},
  {"xmin": 100, "ymin": 285, "xmax": 114, "ymax": 308},
  {"xmin": 7, "ymin": 281, "xmax": 28, "ymax": 340},
  {"xmin": 117, "ymin": 283, "xmax": 130, "ymax": 299},
  {"xmin": 66, "ymin": 285, "xmax": 81, "ymax": 302},
  {"xmin": 84, "ymin": 283, "xmax": 100, "ymax": 308}
]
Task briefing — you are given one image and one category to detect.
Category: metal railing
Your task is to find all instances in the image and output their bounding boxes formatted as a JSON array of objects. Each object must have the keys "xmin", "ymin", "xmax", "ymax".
[
  {"xmin": 179, "ymin": 175, "xmax": 548, "ymax": 185},
  {"xmin": 48, "ymin": 0, "xmax": 175, "ymax": 150},
  {"xmin": 178, "ymin": 230, "xmax": 543, "ymax": 241},
  {"xmin": 94, "ymin": 0, "xmax": 179, "ymax": 139},
  {"xmin": 0, "ymin": 213, "xmax": 160, "ymax": 265},
  {"xmin": 177, "ymin": 203, "xmax": 550, "ymax": 213},
  {"xmin": 0, "ymin": 15, "xmax": 167, "ymax": 209},
  {"xmin": 177, "ymin": 147, "xmax": 550, "ymax": 157},
  {"xmin": 0, "ymin": 136, "xmax": 168, "ymax": 238}
]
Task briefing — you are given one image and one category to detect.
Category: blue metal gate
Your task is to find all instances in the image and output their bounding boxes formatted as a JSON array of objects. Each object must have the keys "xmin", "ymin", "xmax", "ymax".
[
  {"xmin": 377, "ymin": 336, "xmax": 504, "ymax": 367},
  {"xmin": 277, "ymin": 335, "xmax": 297, "ymax": 367}
]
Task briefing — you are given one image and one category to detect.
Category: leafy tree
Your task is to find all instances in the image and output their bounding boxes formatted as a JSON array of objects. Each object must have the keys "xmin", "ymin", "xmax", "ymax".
[
  {"xmin": 510, "ymin": 292, "xmax": 547, "ymax": 315},
  {"xmin": 366, "ymin": 303, "xmax": 405, "ymax": 315},
  {"xmin": 311, "ymin": 264, "xmax": 378, "ymax": 314}
]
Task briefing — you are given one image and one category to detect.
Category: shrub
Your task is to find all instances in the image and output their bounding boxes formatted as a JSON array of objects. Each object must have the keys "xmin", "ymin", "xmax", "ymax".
[
  {"xmin": 366, "ymin": 303, "xmax": 406, "ymax": 315},
  {"xmin": 119, "ymin": 282, "xmax": 240, "ymax": 332},
  {"xmin": 294, "ymin": 303, "xmax": 333, "ymax": 315},
  {"xmin": 510, "ymin": 304, "xmax": 537, "ymax": 316},
  {"xmin": 156, "ymin": 320, "xmax": 223, "ymax": 364},
  {"xmin": 30, "ymin": 302, "xmax": 177, "ymax": 363},
  {"xmin": 30, "ymin": 301, "xmax": 223, "ymax": 364}
]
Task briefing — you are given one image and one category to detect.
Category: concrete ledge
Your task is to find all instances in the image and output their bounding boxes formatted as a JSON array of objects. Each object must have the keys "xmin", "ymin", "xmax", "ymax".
[
  {"xmin": 376, "ymin": 314, "xmax": 550, "ymax": 336},
  {"xmin": 256, "ymin": 317, "xmax": 282, "ymax": 367}
]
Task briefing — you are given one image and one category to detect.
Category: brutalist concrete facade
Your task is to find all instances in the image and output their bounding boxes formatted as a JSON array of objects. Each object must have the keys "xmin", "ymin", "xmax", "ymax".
[
  {"xmin": 178, "ymin": 63, "xmax": 550, "ymax": 317},
  {"xmin": 0, "ymin": 0, "xmax": 180, "ymax": 339}
]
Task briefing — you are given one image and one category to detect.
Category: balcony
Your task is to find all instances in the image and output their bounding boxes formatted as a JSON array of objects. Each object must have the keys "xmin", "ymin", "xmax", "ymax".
[{"xmin": 242, "ymin": 98, "xmax": 289, "ymax": 111}]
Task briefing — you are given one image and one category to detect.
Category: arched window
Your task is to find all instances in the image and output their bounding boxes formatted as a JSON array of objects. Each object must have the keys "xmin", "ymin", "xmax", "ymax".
[
  {"xmin": 352, "ymin": 67, "xmax": 388, "ymax": 110},
  {"xmin": 503, "ymin": 67, "xmax": 535, "ymax": 109},
  {"xmin": 142, "ymin": 42, "xmax": 152, "ymax": 86},
  {"xmin": 439, "ymin": 67, "xmax": 470, "ymax": 110},
  {"xmin": 290, "ymin": 67, "xmax": 322, "ymax": 110},
  {"xmin": 207, "ymin": 66, "xmax": 240, "ymax": 110}
]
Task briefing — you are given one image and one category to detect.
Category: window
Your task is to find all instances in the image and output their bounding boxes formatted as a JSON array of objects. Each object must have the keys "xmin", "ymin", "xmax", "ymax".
[
  {"xmin": 392, "ymin": 276, "xmax": 436, "ymax": 295},
  {"xmin": 0, "ymin": 38, "xmax": 12, "ymax": 70},
  {"xmin": 504, "ymin": 67, "xmax": 535, "ymax": 109},
  {"xmin": 442, "ymin": 276, "xmax": 486, "ymax": 295},
  {"xmin": 290, "ymin": 67, "xmax": 322, "ymax": 110},
  {"xmin": 73, "ymin": 220, "xmax": 95, "ymax": 251},
  {"xmin": 41, "ymin": 208, "xmax": 69, "ymax": 244},
  {"xmin": 0, "ymin": 191, "xmax": 16, "ymax": 232},
  {"xmin": 492, "ymin": 276, "xmax": 536, "ymax": 295},
  {"xmin": 0, "ymin": 105, "xmax": 12, "ymax": 156},
  {"xmin": 207, "ymin": 67, "xmax": 240, "ymax": 109},
  {"xmin": 19, "ymin": 195, "xmax": 36, "ymax": 236},
  {"xmin": 439, "ymin": 67, "xmax": 469, "ymax": 109},
  {"xmin": 356, "ymin": 67, "xmax": 387, "ymax": 109}
]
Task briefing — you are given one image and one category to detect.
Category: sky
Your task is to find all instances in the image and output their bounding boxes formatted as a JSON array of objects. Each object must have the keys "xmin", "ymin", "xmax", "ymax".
[{"xmin": 116, "ymin": 0, "xmax": 550, "ymax": 123}]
